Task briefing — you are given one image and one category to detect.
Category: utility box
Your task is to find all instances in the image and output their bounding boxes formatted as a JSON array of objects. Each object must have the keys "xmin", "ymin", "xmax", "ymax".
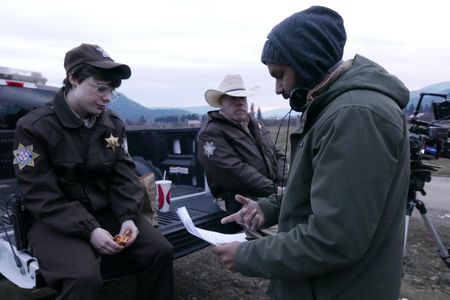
[
  {"xmin": 160, "ymin": 154, "xmax": 197, "ymax": 186},
  {"xmin": 126, "ymin": 128, "xmax": 205, "ymax": 188}
]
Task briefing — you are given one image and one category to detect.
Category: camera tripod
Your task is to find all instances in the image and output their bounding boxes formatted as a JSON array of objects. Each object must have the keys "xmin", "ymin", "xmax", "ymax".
[{"xmin": 403, "ymin": 167, "xmax": 450, "ymax": 269}]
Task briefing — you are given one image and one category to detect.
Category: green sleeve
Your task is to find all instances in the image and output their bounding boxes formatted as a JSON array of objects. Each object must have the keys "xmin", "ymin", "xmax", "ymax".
[{"xmin": 235, "ymin": 106, "xmax": 404, "ymax": 279}]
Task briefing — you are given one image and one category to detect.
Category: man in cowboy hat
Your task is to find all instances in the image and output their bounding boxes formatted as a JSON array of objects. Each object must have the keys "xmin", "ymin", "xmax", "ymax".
[{"xmin": 197, "ymin": 74, "xmax": 287, "ymax": 214}]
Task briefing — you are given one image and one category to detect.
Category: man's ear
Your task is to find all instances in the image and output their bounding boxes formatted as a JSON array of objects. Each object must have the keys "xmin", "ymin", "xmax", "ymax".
[{"xmin": 68, "ymin": 74, "xmax": 78, "ymax": 86}]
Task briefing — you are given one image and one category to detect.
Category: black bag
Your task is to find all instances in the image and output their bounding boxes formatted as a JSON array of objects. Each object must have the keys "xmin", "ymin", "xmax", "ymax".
[{"xmin": 9, "ymin": 194, "xmax": 31, "ymax": 251}]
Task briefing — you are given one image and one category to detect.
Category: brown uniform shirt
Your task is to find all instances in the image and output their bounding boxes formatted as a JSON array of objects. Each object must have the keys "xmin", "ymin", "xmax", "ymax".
[{"xmin": 13, "ymin": 88, "xmax": 143, "ymax": 239}]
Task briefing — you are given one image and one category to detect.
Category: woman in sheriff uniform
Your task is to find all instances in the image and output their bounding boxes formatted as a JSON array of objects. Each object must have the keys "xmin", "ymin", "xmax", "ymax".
[{"xmin": 13, "ymin": 44, "xmax": 174, "ymax": 300}]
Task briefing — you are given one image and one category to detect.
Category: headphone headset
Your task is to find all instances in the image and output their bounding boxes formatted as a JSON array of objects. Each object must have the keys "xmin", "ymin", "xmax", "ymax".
[{"xmin": 289, "ymin": 86, "xmax": 309, "ymax": 112}]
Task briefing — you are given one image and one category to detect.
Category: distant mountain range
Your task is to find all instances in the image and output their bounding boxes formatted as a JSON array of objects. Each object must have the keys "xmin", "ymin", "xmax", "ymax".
[
  {"xmin": 162, "ymin": 106, "xmax": 297, "ymax": 119},
  {"xmin": 408, "ymin": 81, "xmax": 450, "ymax": 108},
  {"xmin": 109, "ymin": 95, "xmax": 297, "ymax": 122},
  {"xmin": 109, "ymin": 94, "xmax": 192, "ymax": 122},
  {"xmin": 110, "ymin": 82, "xmax": 450, "ymax": 123}
]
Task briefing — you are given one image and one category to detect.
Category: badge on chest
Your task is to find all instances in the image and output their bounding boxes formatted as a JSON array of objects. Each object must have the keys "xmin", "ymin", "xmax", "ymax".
[{"xmin": 105, "ymin": 134, "xmax": 120, "ymax": 151}]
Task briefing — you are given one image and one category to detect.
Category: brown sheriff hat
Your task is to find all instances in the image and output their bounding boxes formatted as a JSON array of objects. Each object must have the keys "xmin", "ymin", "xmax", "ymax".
[{"xmin": 64, "ymin": 44, "xmax": 131, "ymax": 79}]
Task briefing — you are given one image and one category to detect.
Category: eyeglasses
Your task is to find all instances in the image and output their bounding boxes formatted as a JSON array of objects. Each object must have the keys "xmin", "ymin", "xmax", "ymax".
[{"xmin": 87, "ymin": 79, "xmax": 120, "ymax": 102}]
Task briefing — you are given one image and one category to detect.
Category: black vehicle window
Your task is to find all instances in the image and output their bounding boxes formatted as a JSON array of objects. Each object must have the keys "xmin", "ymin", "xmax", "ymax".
[
  {"xmin": 0, "ymin": 104, "xmax": 27, "ymax": 129},
  {"xmin": 0, "ymin": 85, "xmax": 57, "ymax": 129}
]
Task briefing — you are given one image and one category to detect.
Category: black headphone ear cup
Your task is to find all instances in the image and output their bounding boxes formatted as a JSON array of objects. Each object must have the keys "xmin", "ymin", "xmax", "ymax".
[
  {"xmin": 289, "ymin": 97, "xmax": 303, "ymax": 112},
  {"xmin": 289, "ymin": 87, "xmax": 308, "ymax": 112}
]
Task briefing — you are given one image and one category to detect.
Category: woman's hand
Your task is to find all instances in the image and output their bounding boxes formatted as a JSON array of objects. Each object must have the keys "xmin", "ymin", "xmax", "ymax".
[
  {"xmin": 90, "ymin": 227, "xmax": 124, "ymax": 255},
  {"xmin": 118, "ymin": 219, "xmax": 139, "ymax": 247}
]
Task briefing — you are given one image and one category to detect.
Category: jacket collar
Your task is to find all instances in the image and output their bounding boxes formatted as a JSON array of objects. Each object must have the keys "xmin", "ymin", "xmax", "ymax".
[
  {"xmin": 306, "ymin": 59, "xmax": 353, "ymax": 103},
  {"xmin": 218, "ymin": 110, "xmax": 250, "ymax": 128},
  {"xmin": 96, "ymin": 109, "xmax": 116, "ymax": 129},
  {"xmin": 52, "ymin": 88, "xmax": 115, "ymax": 129},
  {"xmin": 209, "ymin": 110, "xmax": 251, "ymax": 126},
  {"xmin": 297, "ymin": 59, "xmax": 353, "ymax": 132}
]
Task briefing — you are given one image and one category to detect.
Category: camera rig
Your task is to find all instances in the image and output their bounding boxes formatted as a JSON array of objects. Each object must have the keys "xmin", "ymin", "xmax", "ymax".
[
  {"xmin": 404, "ymin": 92, "xmax": 450, "ymax": 269},
  {"xmin": 409, "ymin": 92, "xmax": 450, "ymax": 158}
]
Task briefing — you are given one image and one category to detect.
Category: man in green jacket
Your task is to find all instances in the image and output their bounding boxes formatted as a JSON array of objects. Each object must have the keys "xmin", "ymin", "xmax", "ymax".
[{"xmin": 213, "ymin": 6, "xmax": 410, "ymax": 300}]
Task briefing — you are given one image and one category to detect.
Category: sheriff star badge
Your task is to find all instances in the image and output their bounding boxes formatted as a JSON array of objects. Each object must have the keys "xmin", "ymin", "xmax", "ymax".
[
  {"xmin": 13, "ymin": 143, "xmax": 40, "ymax": 170},
  {"xmin": 203, "ymin": 141, "xmax": 216, "ymax": 158},
  {"xmin": 105, "ymin": 134, "xmax": 120, "ymax": 151}
]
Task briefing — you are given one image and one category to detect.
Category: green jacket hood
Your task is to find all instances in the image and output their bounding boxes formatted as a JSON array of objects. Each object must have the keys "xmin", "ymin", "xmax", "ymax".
[
  {"xmin": 319, "ymin": 55, "xmax": 410, "ymax": 109},
  {"xmin": 301, "ymin": 55, "xmax": 410, "ymax": 133}
]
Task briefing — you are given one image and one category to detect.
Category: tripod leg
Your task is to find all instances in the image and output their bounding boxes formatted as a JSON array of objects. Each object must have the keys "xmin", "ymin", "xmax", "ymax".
[
  {"xmin": 403, "ymin": 215, "xmax": 411, "ymax": 258},
  {"xmin": 415, "ymin": 199, "xmax": 450, "ymax": 268},
  {"xmin": 404, "ymin": 198, "xmax": 415, "ymax": 258}
]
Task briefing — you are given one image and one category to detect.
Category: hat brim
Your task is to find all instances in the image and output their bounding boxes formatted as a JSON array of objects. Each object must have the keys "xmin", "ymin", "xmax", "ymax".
[
  {"xmin": 86, "ymin": 60, "xmax": 132, "ymax": 79},
  {"xmin": 205, "ymin": 86, "xmax": 259, "ymax": 108}
]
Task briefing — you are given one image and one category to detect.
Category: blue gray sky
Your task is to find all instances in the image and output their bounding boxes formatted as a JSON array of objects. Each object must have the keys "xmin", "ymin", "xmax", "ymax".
[{"xmin": 1, "ymin": 0, "xmax": 449, "ymax": 111}]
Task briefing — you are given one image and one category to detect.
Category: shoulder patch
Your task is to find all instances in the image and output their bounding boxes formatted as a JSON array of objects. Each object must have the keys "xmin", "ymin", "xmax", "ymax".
[
  {"xmin": 203, "ymin": 141, "xmax": 216, "ymax": 158},
  {"xmin": 13, "ymin": 143, "xmax": 40, "ymax": 169}
]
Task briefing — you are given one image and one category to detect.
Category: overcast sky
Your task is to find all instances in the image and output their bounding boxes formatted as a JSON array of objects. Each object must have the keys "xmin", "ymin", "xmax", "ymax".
[{"xmin": 1, "ymin": 0, "xmax": 449, "ymax": 111}]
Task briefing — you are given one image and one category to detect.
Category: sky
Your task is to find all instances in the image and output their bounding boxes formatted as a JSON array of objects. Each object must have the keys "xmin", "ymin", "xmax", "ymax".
[{"xmin": 1, "ymin": 0, "xmax": 450, "ymax": 111}]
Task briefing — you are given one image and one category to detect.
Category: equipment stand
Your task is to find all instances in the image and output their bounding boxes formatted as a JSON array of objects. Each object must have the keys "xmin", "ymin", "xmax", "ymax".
[{"xmin": 403, "ymin": 190, "xmax": 450, "ymax": 269}]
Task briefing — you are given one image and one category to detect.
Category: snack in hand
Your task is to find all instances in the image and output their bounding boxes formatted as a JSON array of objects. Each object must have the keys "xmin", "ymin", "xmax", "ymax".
[{"xmin": 113, "ymin": 231, "xmax": 132, "ymax": 246}]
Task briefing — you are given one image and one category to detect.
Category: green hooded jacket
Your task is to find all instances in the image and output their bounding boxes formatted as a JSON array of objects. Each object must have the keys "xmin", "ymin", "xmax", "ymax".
[{"xmin": 235, "ymin": 55, "xmax": 411, "ymax": 300}]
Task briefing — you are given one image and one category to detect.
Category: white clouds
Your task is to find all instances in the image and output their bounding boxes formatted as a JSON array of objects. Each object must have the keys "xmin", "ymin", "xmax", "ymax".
[{"xmin": 1, "ymin": 0, "xmax": 449, "ymax": 108}]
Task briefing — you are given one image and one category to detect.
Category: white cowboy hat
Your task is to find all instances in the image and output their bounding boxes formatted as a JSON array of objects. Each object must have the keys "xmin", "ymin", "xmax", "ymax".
[{"xmin": 204, "ymin": 74, "xmax": 259, "ymax": 108}]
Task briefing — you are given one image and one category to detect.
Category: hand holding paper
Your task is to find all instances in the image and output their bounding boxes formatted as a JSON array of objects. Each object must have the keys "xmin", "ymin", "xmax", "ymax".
[{"xmin": 176, "ymin": 207, "xmax": 246, "ymax": 245}]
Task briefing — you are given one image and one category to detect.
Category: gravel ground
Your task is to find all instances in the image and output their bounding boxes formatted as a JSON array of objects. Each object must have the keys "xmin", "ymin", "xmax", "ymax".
[
  {"xmin": 2, "ymin": 186, "xmax": 449, "ymax": 300},
  {"xmin": 171, "ymin": 208, "xmax": 450, "ymax": 300}
]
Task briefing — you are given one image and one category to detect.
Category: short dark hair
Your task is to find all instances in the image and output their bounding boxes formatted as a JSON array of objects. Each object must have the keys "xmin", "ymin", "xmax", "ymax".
[{"xmin": 63, "ymin": 64, "xmax": 123, "ymax": 91}]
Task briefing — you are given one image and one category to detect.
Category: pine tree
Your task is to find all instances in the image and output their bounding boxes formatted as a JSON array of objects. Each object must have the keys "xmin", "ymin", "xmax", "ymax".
[
  {"xmin": 138, "ymin": 115, "xmax": 147, "ymax": 125},
  {"xmin": 250, "ymin": 102, "xmax": 255, "ymax": 116},
  {"xmin": 257, "ymin": 107, "xmax": 263, "ymax": 120}
]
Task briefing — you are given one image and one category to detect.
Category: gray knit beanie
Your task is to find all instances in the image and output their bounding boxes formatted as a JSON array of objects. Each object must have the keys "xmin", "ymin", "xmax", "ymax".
[{"xmin": 261, "ymin": 6, "xmax": 346, "ymax": 88}]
